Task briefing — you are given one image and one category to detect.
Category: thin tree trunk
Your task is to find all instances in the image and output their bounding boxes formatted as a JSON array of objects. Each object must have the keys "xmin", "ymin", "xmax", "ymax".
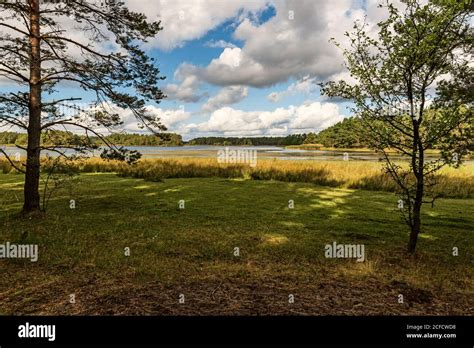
[
  {"xmin": 408, "ymin": 119, "xmax": 424, "ymax": 253},
  {"xmin": 408, "ymin": 187, "xmax": 422, "ymax": 253},
  {"xmin": 23, "ymin": 0, "xmax": 42, "ymax": 214}
]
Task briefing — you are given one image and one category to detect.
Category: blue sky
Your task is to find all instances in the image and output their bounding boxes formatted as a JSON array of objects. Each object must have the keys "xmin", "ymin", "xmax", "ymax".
[
  {"xmin": 125, "ymin": 0, "xmax": 374, "ymax": 140},
  {"xmin": 1, "ymin": 0, "xmax": 386, "ymax": 140}
]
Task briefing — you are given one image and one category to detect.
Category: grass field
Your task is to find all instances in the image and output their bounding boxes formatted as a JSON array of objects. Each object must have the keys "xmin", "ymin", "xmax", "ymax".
[{"xmin": 0, "ymin": 172, "xmax": 472, "ymax": 315}]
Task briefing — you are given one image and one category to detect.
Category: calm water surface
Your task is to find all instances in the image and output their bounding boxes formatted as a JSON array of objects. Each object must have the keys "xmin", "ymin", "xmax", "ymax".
[{"xmin": 0, "ymin": 145, "xmax": 454, "ymax": 162}]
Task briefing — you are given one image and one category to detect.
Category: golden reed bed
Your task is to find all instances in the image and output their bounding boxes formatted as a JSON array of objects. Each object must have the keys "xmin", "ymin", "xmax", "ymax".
[{"xmin": 1, "ymin": 157, "xmax": 473, "ymax": 198}]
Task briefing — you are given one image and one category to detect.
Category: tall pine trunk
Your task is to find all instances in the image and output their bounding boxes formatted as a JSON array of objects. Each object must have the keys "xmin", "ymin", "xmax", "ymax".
[{"xmin": 23, "ymin": 0, "xmax": 42, "ymax": 214}]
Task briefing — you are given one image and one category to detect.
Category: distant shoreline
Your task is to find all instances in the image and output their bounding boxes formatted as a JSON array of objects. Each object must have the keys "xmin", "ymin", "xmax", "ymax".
[
  {"xmin": 286, "ymin": 144, "xmax": 444, "ymax": 154},
  {"xmin": 0, "ymin": 143, "xmax": 464, "ymax": 157}
]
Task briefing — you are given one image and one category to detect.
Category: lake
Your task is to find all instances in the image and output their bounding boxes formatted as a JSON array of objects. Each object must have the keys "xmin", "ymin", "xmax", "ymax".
[{"xmin": 1, "ymin": 145, "xmax": 449, "ymax": 162}]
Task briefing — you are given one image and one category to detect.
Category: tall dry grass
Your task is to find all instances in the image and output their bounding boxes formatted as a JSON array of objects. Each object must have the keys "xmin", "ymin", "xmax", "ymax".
[{"xmin": 0, "ymin": 157, "xmax": 472, "ymax": 198}]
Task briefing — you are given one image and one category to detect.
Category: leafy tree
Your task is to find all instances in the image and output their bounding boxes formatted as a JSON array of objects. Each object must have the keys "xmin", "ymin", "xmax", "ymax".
[
  {"xmin": 315, "ymin": 117, "xmax": 366, "ymax": 148},
  {"xmin": 303, "ymin": 132, "xmax": 319, "ymax": 144},
  {"xmin": 0, "ymin": 0, "xmax": 166, "ymax": 213},
  {"xmin": 321, "ymin": 0, "xmax": 473, "ymax": 253}
]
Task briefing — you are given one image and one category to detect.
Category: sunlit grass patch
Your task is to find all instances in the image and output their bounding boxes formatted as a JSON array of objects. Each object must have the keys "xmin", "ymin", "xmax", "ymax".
[{"xmin": 262, "ymin": 234, "xmax": 290, "ymax": 246}]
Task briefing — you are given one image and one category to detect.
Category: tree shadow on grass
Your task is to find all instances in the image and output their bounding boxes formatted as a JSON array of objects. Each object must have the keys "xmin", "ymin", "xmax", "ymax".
[{"xmin": 1, "ymin": 174, "xmax": 472, "ymax": 315}]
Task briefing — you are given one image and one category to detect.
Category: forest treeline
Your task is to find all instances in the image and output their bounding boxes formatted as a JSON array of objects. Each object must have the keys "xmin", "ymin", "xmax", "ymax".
[
  {"xmin": 187, "ymin": 134, "xmax": 307, "ymax": 146},
  {"xmin": 304, "ymin": 117, "xmax": 366, "ymax": 148},
  {"xmin": 189, "ymin": 118, "xmax": 366, "ymax": 147},
  {"xmin": 5, "ymin": 117, "xmax": 464, "ymax": 149},
  {"xmin": 0, "ymin": 118, "xmax": 367, "ymax": 148},
  {"xmin": 0, "ymin": 131, "xmax": 184, "ymax": 146}
]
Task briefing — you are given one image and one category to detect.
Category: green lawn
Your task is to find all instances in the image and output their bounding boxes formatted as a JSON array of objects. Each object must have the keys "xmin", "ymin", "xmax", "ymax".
[{"xmin": 0, "ymin": 173, "xmax": 472, "ymax": 315}]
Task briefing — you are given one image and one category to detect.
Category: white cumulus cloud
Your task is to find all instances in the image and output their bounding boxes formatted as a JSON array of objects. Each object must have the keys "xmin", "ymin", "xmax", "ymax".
[
  {"xmin": 124, "ymin": 0, "xmax": 269, "ymax": 51},
  {"xmin": 184, "ymin": 101, "xmax": 345, "ymax": 137},
  {"xmin": 202, "ymin": 86, "xmax": 248, "ymax": 112},
  {"xmin": 267, "ymin": 75, "xmax": 318, "ymax": 102}
]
